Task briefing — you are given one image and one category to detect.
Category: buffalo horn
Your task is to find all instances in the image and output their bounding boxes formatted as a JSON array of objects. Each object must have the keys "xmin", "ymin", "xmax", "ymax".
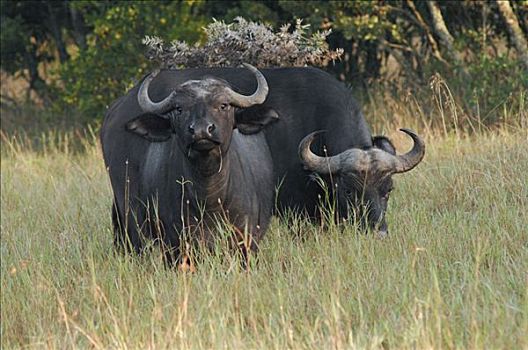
[
  {"xmin": 299, "ymin": 129, "xmax": 425, "ymax": 175},
  {"xmin": 298, "ymin": 131, "xmax": 347, "ymax": 174},
  {"xmin": 137, "ymin": 70, "xmax": 177, "ymax": 114},
  {"xmin": 225, "ymin": 63, "xmax": 269, "ymax": 108},
  {"xmin": 392, "ymin": 128, "xmax": 425, "ymax": 173}
]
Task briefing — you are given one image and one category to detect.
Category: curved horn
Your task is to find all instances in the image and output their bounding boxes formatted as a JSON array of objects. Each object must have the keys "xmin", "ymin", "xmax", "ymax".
[
  {"xmin": 299, "ymin": 129, "xmax": 425, "ymax": 176},
  {"xmin": 137, "ymin": 70, "xmax": 177, "ymax": 114},
  {"xmin": 226, "ymin": 63, "xmax": 269, "ymax": 108},
  {"xmin": 298, "ymin": 131, "xmax": 346, "ymax": 174},
  {"xmin": 393, "ymin": 128, "xmax": 426, "ymax": 173}
]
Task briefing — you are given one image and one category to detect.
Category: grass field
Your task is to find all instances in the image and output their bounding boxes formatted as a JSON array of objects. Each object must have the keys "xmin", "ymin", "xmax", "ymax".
[{"xmin": 1, "ymin": 125, "xmax": 527, "ymax": 348}]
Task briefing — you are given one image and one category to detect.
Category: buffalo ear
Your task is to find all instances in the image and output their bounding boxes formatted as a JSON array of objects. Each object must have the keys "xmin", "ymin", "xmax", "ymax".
[
  {"xmin": 126, "ymin": 114, "xmax": 172, "ymax": 142},
  {"xmin": 235, "ymin": 106, "xmax": 279, "ymax": 134},
  {"xmin": 372, "ymin": 135, "xmax": 396, "ymax": 155}
]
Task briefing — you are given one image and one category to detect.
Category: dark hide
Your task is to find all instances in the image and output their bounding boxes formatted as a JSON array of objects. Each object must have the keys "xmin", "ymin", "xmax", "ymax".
[
  {"xmin": 101, "ymin": 74, "xmax": 275, "ymax": 262},
  {"xmin": 102, "ymin": 67, "xmax": 417, "ymax": 242}
]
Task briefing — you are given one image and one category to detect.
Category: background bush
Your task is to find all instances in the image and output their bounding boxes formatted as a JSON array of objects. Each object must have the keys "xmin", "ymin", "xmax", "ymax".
[{"xmin": 1, "ymin": 0, "xmax": 527, "ymax": 129}]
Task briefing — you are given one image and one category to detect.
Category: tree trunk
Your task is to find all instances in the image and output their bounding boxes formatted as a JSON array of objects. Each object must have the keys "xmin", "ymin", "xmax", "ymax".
[
  {"xmin": 380, "ymin": 38, "xmax": 420, "ymax": 86},
  {"xmin": 46, "ymin": 1, "xmax": 69, "ymax": 63},
  {"xmin": 406, "ymin": 0, "xmax": 448, "ymax": 66},
  {"xmin": 364, "ymin": 40, "xmax": 381, "ymax": 80},
  {"xmin": 24, "ymin": 44, "xmax": 49, "ymax": 104},
  {"xmin": 426, "ymin": 1, "xmax": 466, "ymax": 70},
  {"xmin": 69, "ymin": 2, "xmax": 87, "ymax": 51},
  {"xmin": 496, "ymin": 0, "xmax": 528, "ymax": 71}
]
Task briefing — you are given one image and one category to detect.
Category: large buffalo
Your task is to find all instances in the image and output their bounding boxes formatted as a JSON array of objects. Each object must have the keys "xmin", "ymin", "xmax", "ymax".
[{"xmin": 101, "ymin": 64, "xmax": 276, "ymax": 262}]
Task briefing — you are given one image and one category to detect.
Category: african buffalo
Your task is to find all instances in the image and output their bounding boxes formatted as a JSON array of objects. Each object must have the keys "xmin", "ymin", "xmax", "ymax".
[
  {"xmin": 113, "ymin": 66, "xmax": 424, "ymax": 237},
  {"xmin": 101, "ymin": 64, "xmax": 276, "ymax": 262},
  {"xmin": 298, "ymin": 128, "xmax": 424, "ymax": 236}
]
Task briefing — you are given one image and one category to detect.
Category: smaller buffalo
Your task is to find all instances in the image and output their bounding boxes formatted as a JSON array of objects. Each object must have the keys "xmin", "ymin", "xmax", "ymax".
[
  {"xmin": 298, "ymin": 128, "xmax": 425, "ymax": 237},
  {"xmin": 101, "ymin": 64, "xmax": 276, "ymax": 263}
]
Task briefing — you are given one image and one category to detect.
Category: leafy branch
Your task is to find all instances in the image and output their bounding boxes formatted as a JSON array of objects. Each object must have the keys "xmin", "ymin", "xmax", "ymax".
[{"xmin": 143, "ymin": 17, "xmax": 343, "ymax": 68}]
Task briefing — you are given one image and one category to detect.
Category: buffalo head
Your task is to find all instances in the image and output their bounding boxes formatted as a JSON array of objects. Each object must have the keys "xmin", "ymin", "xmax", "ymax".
[
  {"xmin": 299, "ymin": 129, "xmax": 425, "ymax": 238},
  {"xmin": 126, "ymin": 64, "xmax": 274, "ymax": 167}
]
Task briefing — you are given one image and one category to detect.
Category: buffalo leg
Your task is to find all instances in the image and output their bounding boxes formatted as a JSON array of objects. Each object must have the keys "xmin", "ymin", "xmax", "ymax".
[{"xmin": 111, "ymin": 199, "xmax": 144, "ymax": 254}]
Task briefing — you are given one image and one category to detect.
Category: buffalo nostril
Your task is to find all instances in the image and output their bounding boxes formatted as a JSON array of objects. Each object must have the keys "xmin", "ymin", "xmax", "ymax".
[
  {"xmin": 207, "ymin": 124, "xmax": 216, "ymax": 133},
  {"xmin": 188, "ymin": 124, "xmax": 195, "ymax": 134}
]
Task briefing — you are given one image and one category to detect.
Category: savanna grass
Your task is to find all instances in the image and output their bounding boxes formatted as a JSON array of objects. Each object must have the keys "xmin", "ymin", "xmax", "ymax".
[{"xmin": 1, "ymin": 123, "xmax": 527, "ymax": 348}]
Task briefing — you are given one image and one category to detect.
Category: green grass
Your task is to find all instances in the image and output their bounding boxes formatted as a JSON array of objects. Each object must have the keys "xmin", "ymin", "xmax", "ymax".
[{"xmin": 1, "ymin": 129, "xmax": 527, "ymax": 349}]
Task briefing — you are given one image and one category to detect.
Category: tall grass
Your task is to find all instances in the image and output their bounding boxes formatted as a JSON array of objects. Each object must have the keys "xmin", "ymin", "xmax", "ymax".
[{"xmin": 1, "ymin": 91, "xmax": 527, "ymax": 348}]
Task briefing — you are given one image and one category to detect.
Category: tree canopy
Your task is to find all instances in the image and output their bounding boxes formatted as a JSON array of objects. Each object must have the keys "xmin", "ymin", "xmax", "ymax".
[{"xmin": 1, "ymin": 0, "xmax": 527, "ymax": 126}]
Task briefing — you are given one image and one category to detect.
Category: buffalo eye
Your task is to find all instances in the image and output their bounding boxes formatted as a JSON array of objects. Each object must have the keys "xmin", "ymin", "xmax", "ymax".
[
  {"xmin": 219, "ymin": 103, "xmax": 229, "ymax": 111},
  {"xmin": 174, "ymin": 106, "xmax": 183, "ymax": 115}
]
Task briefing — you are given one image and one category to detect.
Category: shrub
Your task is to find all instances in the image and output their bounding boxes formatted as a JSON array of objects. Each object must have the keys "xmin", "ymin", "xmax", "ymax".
[
  {"xmin": 56, "ymin": 2, "xmax": 206, "ymax": 120},
  {"xmin": 143, "ymin": 17, "xmax": 343, "ymax": 69}
]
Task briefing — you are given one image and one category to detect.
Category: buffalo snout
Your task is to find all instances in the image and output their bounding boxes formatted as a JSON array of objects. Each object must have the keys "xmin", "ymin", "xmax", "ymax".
[{"xmin": 188, "ymin": 121, "xmax": 217, "ymax": 139}]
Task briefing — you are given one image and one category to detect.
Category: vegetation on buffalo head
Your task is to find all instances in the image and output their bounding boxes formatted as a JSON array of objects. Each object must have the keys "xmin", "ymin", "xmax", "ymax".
[{"xmin": 143, "ymin": 17, "xmax": 343, "ymax": 69}]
